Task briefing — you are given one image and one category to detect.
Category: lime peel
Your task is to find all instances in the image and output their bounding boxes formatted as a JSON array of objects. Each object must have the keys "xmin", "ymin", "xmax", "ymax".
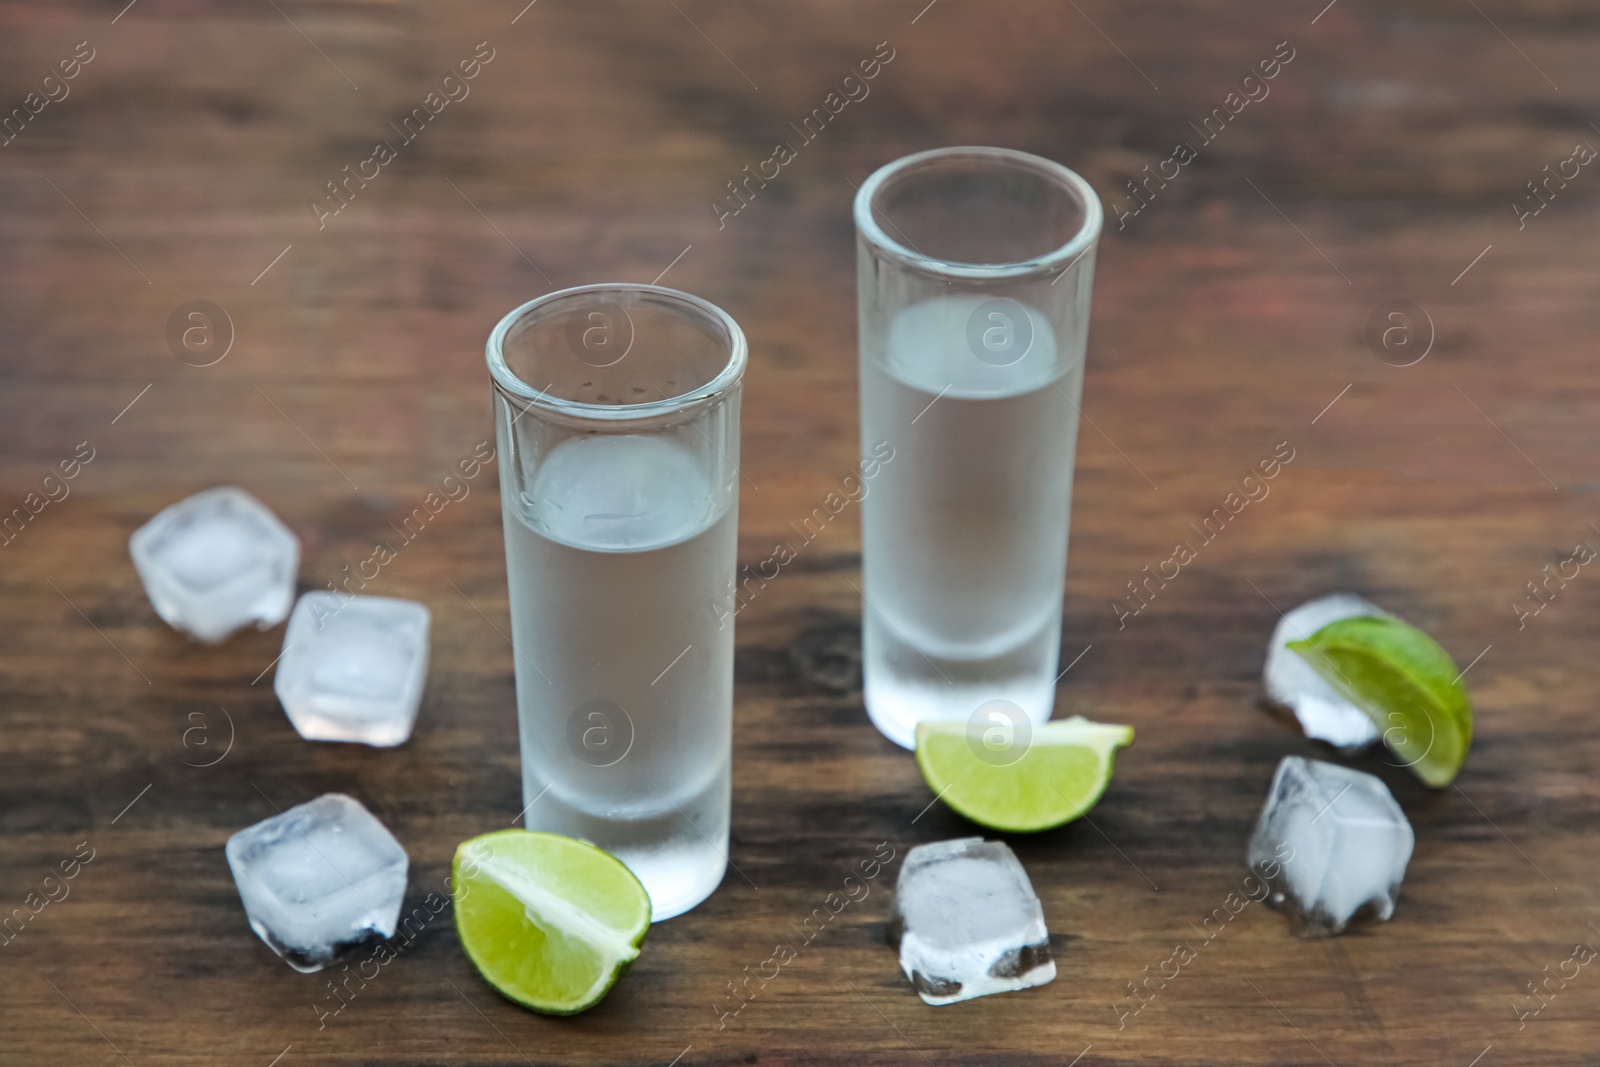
[
  {"xmin": 453, "ymin": 829, "xmax": 650, "ymax": 1015},
  {"xmin": 1287, "ymin": 614, "xmax": 1473, "ymax": 788},
  {"xmin": 914, "ymin": 715, "xmax": 1134, "ymax": 833}
]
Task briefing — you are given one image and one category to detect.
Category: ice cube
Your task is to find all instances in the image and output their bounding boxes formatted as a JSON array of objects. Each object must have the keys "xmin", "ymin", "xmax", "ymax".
[
  {"xmin": 129, "ymin": 487, "xmax": 299, "ymax": 643},
  {"xmin": 274, "ymin": 592, "xmax": 430, "ymax": 747},
  {"xmin": 1262, "ymin": 593, "xmax": 1387, "ymax": 749},
  {"xmin": 225, "ymin": 793, "xmax": 408, "ymax": 972},
  {"xmin": 888, "ymin": 837, "xmax": 1055, "ymax": 1005},
  {"xmin": 1247, "ymin": 756, "xmax": 1414, "ymax": 937}
]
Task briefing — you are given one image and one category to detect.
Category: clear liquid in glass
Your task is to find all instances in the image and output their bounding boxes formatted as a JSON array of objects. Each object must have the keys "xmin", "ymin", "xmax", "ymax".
[
  {"xmin": 502, "ymin": 433, "xmax": 733, "ymax": 920},
  {"xmin": 860, "ymin": 294, "xmax": 1080, "ymax": 748}
]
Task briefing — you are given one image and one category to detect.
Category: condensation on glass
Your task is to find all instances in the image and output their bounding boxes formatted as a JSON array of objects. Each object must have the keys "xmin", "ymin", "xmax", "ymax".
[
  {"xmin": 854, "ymin": 147, "xmax": 1103, "ymax": 748},
  {"xmin": 487, "ymin": 284, "xmax": 746, "ymax": 920}
]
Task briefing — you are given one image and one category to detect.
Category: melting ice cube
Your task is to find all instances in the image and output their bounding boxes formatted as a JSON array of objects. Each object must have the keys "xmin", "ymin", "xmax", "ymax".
[
  {"xmin": 226, "ymin": 793, "xmax": 408, "ymax": 972},
  {"xmin": 129, "ymin": 487, "xmax": 298, "ymax": 643},
  {"xmin": 888, "ymin": 838, "xmax": 1055, "ymax": 1005},
  {"xmin": 1247, "ymin": 756, "xmax": 1414, "ymax": 937},
  {"xmin": 1262, "ymin": 593, "xmax": 1386, "ymax": 749},
  {"xmin": 275, "ymin": 592, "xmax": 430, "ymax": 747}
]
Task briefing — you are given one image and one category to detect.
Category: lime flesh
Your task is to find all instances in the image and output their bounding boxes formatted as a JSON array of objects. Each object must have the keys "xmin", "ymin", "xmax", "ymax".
[
  {"xmin": 915, "ymin": 716, "xmax": 1134, "ymax": 833},
  {"xmin": 1288, "ymin": 614, "xmax": 1472, "ymax": 787},
  {"xmin": 452, "ymin": 829, "xmax": 650, "ymax": 1015}
]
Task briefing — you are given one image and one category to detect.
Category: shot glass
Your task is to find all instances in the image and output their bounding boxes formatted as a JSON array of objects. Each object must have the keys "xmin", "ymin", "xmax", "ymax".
[
  {"xmin": 486, "ymin": 284, "xmax": 746, "ymax": 920},
  {"xmin": 854, "ymin": 146, "xmax": 1103, "ymax": 749}
]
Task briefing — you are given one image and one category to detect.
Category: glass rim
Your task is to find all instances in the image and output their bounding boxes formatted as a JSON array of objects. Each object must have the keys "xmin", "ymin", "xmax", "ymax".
[
  {"xmin": 485, "ymin": 282, "xmax": 748, "ymax": 423},
  {"xmin": 853, "ymin": 146, "xmax": 1104, "ymax": 280}
]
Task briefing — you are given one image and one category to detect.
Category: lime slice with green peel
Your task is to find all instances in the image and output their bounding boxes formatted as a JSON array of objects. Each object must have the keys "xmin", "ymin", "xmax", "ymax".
[
  {"xmin": 914, "ymin": 716, "xmax": 1134, "ymax": 833},
  {"xmin": 452, "ymin": 830, "xmax": 650, "ymax": 1015},
  {"xmin": 1288, "ymin": 615, "xmax": 1473, "ymax": 788}
]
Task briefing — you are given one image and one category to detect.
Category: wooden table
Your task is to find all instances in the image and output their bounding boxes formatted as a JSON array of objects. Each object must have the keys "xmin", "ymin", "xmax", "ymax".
[{"xmin": 2, "ymin": 1, "xmax": 1596, "ymax": 1063}]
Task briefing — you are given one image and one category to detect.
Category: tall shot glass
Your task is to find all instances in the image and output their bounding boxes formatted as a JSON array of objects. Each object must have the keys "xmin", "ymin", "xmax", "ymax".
[
  {"xmin": 854, "ymin": 147, "xmax": 1103, "ymax": 749},
  {"xmin": 486, "ymin": 284, "xmax": 745, "ymax": 920}
]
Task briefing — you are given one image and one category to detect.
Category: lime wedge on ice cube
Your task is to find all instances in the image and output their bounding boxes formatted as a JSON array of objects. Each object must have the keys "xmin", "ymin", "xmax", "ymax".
[
  {"xmin": 452, "ymin": 830, "xmax": 650, "ymax": 1015},
  {"xmin": 915, "ymin": 716, "xmax": 1134, "ymax": 833},
  {"xmin": 1288, "ymin": 614, "xmax": 1473, "ymax": 787}
]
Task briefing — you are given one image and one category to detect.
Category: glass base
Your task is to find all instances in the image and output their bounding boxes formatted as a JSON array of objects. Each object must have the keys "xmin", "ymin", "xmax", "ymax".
[
  {"xmin": 862, "ymin": 614, "xmax": 1058, "ymax": 749},
  {"xmin": 523, "ymin": 772, "xmax": 730, "ymax": 921},
  {"xmin": 621, "ymin": 841, "xmax": 727, "ymax": 922}
]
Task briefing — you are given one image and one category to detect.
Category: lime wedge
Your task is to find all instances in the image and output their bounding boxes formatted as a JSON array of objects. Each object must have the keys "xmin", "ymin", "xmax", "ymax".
[
  {"xmin": 452, "ymin": 830, "xmax": 650, "ymax": 1015},
  {"xmin": 1288, "ymin": 615, "xmax": 1472, "ymax": 787},
  {"xmin": 914, "ymin": 716, "xmax": 1134, "ymax": 833}
]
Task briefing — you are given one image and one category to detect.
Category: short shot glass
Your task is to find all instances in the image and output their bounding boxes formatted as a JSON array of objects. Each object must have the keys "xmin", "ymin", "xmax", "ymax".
[
  {"xmin": 487, "ymin": 284, "xmax": 746, "ymax": 920},
  {"xmin": 854, "ymin": 147, "xmax": 1103, "ymax": 748}
]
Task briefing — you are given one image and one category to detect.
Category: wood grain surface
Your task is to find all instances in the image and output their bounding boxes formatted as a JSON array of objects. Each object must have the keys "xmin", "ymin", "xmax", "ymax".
[{"xmin": 2, "ymin": 1, "xmax": 1598, "ymax": 1064}]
